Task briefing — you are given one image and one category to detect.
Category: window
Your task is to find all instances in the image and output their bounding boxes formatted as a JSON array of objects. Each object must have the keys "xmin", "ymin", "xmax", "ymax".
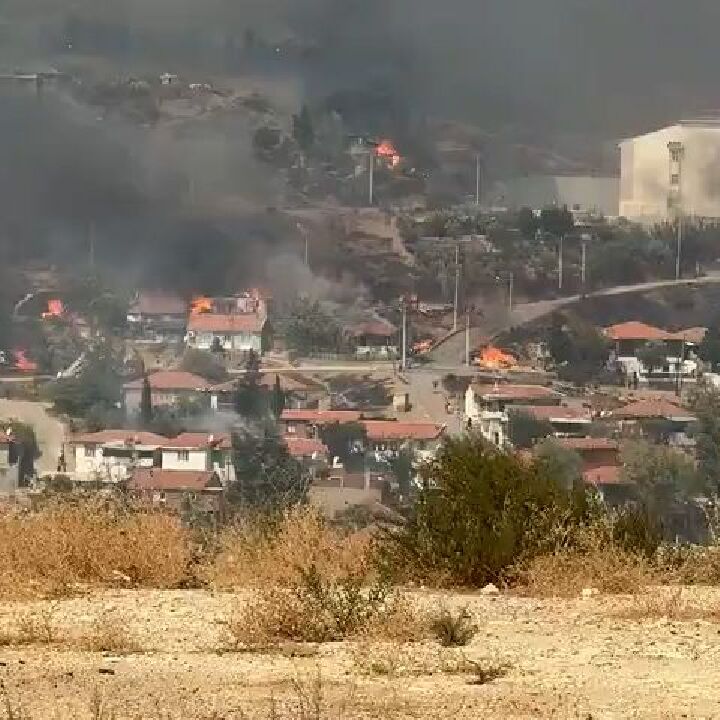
[
  {"xmin": 177, "ymin": 450, "xmax": 190, "ymax": 462},
  {"xmin": 287, "ymin": 424, "xmax": 297, "ymax": 435},
  {"xmin": 84, "ymin": 445, "xmax": 95, "ymax": 457},
  {"xmin": 670, "ymin": 173, "xmax": 680, "ymax": 186}
]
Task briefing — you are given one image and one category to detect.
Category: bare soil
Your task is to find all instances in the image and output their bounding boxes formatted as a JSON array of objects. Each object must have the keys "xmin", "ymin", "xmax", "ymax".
[{"xmin": 0, "ymin": 588, "xmax": 719, "ymax": 718}]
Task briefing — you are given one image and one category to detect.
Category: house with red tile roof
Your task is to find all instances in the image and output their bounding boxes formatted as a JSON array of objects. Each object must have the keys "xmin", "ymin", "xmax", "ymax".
[
  {"xmin": 510, "ymin": 405, "xmax": 592, "ymax": 439},
  {"xmin": 128, "ymin": 468, "xmax": 225, "ymax": 518},
  {"xmin": 465, "ymin": 382, "xmax": 563, "ymax": 448},
  {"xmin": 612, "ymin": 399, "xmax": 697, "ymax": 447},
  {"xmin": 123, "ymin": 371, "xmax": 212, "ymax": 414},
  {"xmin": 361, "ymin": 420, "xmax": 445, "ymax": 456},
  {"xmin": 186, "ymin": 311, "xmax": 270, "ymax": 354},
  {"xmin": 604, "ymin": 321, "xmax": 704, "ymax": 387},
  {"xmin": 347, "ymin": 318, "xmax": 399, "ymax": 359},
  {"xmin": 160, "ymin": 433, "xmax": 235, "ymax": 485},
  {"xmin": 284, "ymin": 436, "xmax": 329, "ymax": 461}
]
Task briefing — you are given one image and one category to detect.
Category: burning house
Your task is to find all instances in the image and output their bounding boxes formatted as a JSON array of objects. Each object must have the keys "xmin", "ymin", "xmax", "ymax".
[{"xmin": 127, "ymin": 292, "xmax": 187, "ymax": 344}]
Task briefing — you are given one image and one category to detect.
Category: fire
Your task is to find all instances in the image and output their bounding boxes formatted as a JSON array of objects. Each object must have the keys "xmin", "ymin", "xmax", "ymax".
[
  {"xmin": 375, "ymin": 139, "xmax": 401, "ymax": 168},
  {"xmin": 42, "ymin": 299, "xmax": 64, "ymax": 319},
  {"xmin": 191, "ymin": 296, "xmax": 213, "ymax": 315},
  {"xmin": 13, "ymin": 350, "xmax": 37, "ymax": 373},
  {"xmin": 475, "ymin": 345, "xmax": 517, "ymax": 370}
]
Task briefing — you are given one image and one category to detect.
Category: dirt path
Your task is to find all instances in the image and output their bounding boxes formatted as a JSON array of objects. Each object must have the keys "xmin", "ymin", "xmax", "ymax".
[{"xmin": 0, "ymin": 588, "xmax": 719, "ymax": 718}]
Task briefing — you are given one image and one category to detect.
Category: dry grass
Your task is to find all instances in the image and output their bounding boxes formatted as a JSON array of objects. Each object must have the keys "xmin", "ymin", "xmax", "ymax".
[
  {"xmin": 0, "ymin": 606, "xmax": 63, "ymax": 647},
  {"xmin": 614, "ymin": 587, "xmax": 720, "ymax": 622},
  {"xmin": 76, "ymin": 614, "xmax": 142, "ymax": 654},
  {"xmin": 203, "ymin": 507, "xmax": 376, "ymax": 590},
  {"xmin": 0, "ymin": 501, "xmax": 192, "ymax": 599}
]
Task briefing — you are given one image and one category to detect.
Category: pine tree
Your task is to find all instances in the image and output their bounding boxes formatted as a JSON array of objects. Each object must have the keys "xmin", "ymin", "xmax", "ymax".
[{"xmin": 270, "ymin": 374, "xmax": 286, "ymax": 418}]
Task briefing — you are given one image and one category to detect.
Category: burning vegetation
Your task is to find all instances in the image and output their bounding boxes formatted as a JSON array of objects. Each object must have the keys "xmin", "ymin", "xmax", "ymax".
[
  {"xmin": 475, "ymin": 346, "xmax": 517, "ymax": 370},
  {"xmin": 376, "ymin": 139, "xmax": 401, "ymax": 168},
  {"xmin": 190, "ymin": 296, "xmax": 213, "ymax": 315}
]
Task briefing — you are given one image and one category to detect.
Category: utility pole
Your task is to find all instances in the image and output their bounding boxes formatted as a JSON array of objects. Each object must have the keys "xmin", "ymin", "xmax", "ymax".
[
  {"xmin": 88, "ymin": 221, "xmax": 96, "ymax": 268},
  {"xmin": 453, "ymin": 244, "xmax": 460, "ymax": 332},
  {"xmin": 558, "ymin": 235, "xmax": 564, "ymax": 291},
  {"xmin": 581, "ymin": 239, "xmax": 587, "ymax": 289},
  {"xmin": 508, "ymin": 271, "xmax": 514, "ymax": 310},
  {"xmin": 475, "ymin": 154, "xmax": 481, "ymax": 207},
  {"xmin": 296, "ymin": 223, "xmax": 310, "ymax": 267},
  {"xmin": 401, "ymin": 300, "xmax": 408, "ymax": 371},
  {"xmin": 368, "ymin": 149, "xmax": 375, "ymax": 206},
  {"xmin": 465, "ymin": 309, "xmax": 471, "ymax": 366},
  {"xmin": 676, "ymin": 216, "xmax": 683, "ymax": 281}
]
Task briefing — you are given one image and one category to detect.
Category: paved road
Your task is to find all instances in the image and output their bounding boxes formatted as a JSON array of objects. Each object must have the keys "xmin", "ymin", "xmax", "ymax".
[{"xmin": 428, "ymin": 273, "xmax": 720, "ymax": 365}]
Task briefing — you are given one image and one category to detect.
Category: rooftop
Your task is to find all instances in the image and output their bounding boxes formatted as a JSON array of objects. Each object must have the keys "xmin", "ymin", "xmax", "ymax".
[
  {"xmin": 605, "ymin": 321, "xmax": 706, "ymax": 343},
  {"xmin": 187, "ymin": 313, "xmax": 266, "ymax": 334},
  {"xmin": 124, "ymin": 371, "xmax": 212, "ymax": 392},
  {"xmin": 583, "ymin": 465, "xmax": 626, "ymax": 486},
  {"xmin": 162, "ymin": 432, "xmax": 232, "ymax": 450},
  {"xmin": 281, "ymin": 409, "xmax": 363, "ymax": 424},
  {"xmin": 362, "ymin": 420, "xmax": 445, "ymax": 441},
  {"xmin": 511, "ymin": 405, "xmax": 592, "ymax": 423},
  {"xmin": 129, "ymin": 292, "xmax": 186, "ymax": 316},
  {"xmin": 613, "ymin": 399, "xmax": 696, "ymax": 422},
  {"xmin": 472, "ymin": 383, "xmax": 561, "ymax": 402},
  {"xmin": 284, "ymin": 437, "xmax": 329, "ymax": 458},
  {"xmin": 556, "ymin": 437, "xmax": 620, "ymax": 451},
  {"xmin": 129, "ymin": 469, "xmax": 222, "ymax": 492},
  {"xmin": 348, "ymin": 320, "xmax": 398, "ymax": 338},
  {"xmin": 68, "ymin": 430, "xmax": 168, "ymax": 447}
]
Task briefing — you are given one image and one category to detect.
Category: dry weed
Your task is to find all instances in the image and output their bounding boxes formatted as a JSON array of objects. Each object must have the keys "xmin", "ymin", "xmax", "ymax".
[
  {"xmin": 203, "ymin": 507, "xmax": 375, "ymax": 590},
  {"xmin": 614, "ymin": 587, "xmax": 720, "ymax": 622},
  {"xmin": 76, "ymin": 615, "xmax": 142, "ymax": 654},
  {"xmin": 0, "ymin": 500, "xmax": 192, "ymax": 599}
]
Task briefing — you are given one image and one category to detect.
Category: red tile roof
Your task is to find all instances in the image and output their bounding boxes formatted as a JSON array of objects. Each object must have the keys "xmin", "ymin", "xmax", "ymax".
[
  {"xmin": 583, "ymin": 465, "xmax": 627, "ymax": 486},
  {"xmin": 284, "ymin": 437, "xmax": 329, "ymax": 458},
  {"xmin": 187, "ymin": 313, "xmax": 265, "ymax": 334},
  {"xmin": 129, "ymin": 469, "xmax": 222, "ymax": 492},
  {"xmin": 130, "ymin": 292, "xmax": 186, "ymax": 316},
  {"xmin": 281, "ymin": 409, "xmax": 363, "ymax": 424},
  {"xmin": 348, "ymin": 320, "xmax": 397, "ymax": 338},
  {"xmin": 556, "ymin": 437, "xmax": 619, "ymax": 451},
  {"xmin": 613, "ymin": 399, "xmax": 696, "ymax": 422},
  {"xmin": 162, "ymin": 432, "xmax": 232, "ymax": 450},
  {"xmin": 68, "ymin": 430, "xmax": 168, "ymax": 447},
  {"xmin": 124, "ymin": 371, "xmax": 212, "ymax": 391},
  {"xmin": 604, "ymin": 321, "xmax": 670, "ymax": 341},
  {"xmin": 472, "ymin": 383, "xmax": 561, "ymax": 401},
  {"xmin": 362, "ymin": 420, "xmax": 445, "ymax": 441},
  {"xmin": 511, "ymin": 405, "xmax": 592, "ymax": 423}
]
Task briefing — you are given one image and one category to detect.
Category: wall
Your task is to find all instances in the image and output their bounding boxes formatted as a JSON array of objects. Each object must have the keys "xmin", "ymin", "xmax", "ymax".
[
  {"xmin": 189, "ymin": 331, "xmax": 262, "ymax": 353},
  {"xmin": 620, "ymin": 124, "xmax": 720, "ymax": 222},
  {"xmin": 124, "ymin": 388, "xmax": 205, "ymax": 413},
  {"xmin": 308, "ymin": 485, "xmax": 382, "ymax": 518}
]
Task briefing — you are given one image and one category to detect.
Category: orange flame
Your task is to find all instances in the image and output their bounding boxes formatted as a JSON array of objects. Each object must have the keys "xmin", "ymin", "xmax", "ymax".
[
  {"xmin": 13, "ymin": 350, "xmax": 37, "ymax": 373},
  {"xmin": 191, "ymin": 296, "xmax": 213, "ymax": 315},
  {"xmin": 376, "ymin": 139, "xmax": 401, "ymax": 168},
  {"xmin": 475, "ymin": 346, "xmax": 517, "ymax": 370},
  {"xmin": 42, "ymin": 299, "xmax": 64, "ymax": 319}
]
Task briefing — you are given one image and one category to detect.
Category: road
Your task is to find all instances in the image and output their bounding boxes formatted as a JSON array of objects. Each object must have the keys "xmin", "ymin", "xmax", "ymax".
[{"xmin": 428, "ymin": 273, "xmax": 720, "ymax": 365}]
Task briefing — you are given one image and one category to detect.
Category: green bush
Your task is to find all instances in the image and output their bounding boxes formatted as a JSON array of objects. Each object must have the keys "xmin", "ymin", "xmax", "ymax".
[
  {"xmin": 612, "ymin": 505, "xmax": 662, "ymax": 559},
  {"xmin": 383, "ymin": 436, "xmax": 592, "ymax": 587},
  {"xmin": 430, "ymin": 605, "xmax": 477, "ymax": 647}
]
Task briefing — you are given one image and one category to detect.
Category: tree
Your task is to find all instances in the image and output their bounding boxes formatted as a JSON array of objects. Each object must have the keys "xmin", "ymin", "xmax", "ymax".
[
  {"xmin": 534, "ymin": 438, "xmax": 583, "ymax": 491},
  {"xmin": 539, "ymin": 206, "xmax": 574, "ymax": 238},
  {"xmin": 384, "ymin": 436, "xmax": 592, "ymax": 586},
  {"xmin": 140, "ymin": 372, "xmax": 153, "ymax": 428},
  {"xmin": 699, "ymin": 321, "xmax": 720, "ymax": 370},
  {"xmin": 292, "ymin": 104, "xmax": 315, "ymax": 153},
  {"xmin": 234, "ymin": 350, "xmax": 265, "ymax": 419},
  {"xmin": 690, "ymin": 388, "xmax": 720, "ymax": 493},
  {"xmin": 507, "ymin": 410, "xmax": 553, "ymax": 449},
  {"xmin": 282, "ymin": 298, "xmax": 341, "ymax": 356},
  {"xmin": 547, "ymin": 313, "xmax": 609, "ymax": 385},
  {"xmin": 516, "ymin": 207, "xmax": 538, "ymax": 239},
  {"xmin": 230, "ymin": 430, "xmax": 306, "ymax": 511},
  {"xmin": 181, "ymin": 349, "xmax": 228, "ymax": 382},
  {"xmin": 269, "ymin": 375, "xmax": 286, "ymax": 419},
  {"xmin": 5, "ymin": 421, "xmax": 39, "ymax": 485},
  {"xmin": 621, "ymin": 440, "xmax": 702, "ymax": 514},
  {"xmin": 637, "ymin": 341, "xmax": 668, "ymax": 374}
]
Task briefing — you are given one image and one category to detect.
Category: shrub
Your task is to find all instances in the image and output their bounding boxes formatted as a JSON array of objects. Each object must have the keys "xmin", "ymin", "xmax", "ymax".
[
  {"xmin": 383, "ymin": 436, "xmax": 592, "ymax": 587},
  {"xmin": 203, "ymin": 506, "xmax": 375, "ymax": 590},
  {"xmin": 429, "ymin": 605, "xmax": 477, "ymax": 647},
  {"xmin": 612, "ymin": 505, "xmax": 662, "ymax": 558},
  {"xmin": 226, "ymin": 565, "xmax": 423, "ymax": 649}
]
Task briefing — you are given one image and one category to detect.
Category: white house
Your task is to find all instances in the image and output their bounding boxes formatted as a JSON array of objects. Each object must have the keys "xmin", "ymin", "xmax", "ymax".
[
  {"xmin": 464, "ymin": 382, "xmax": 562, "ymax": 448},
  {"xmin": 186, "ymin": 312, "xmax": 268, "ymax": 353},
  {"xmin": 65, "ymin": 430, "xmax": 168, "ymax": 484},
  {"xmin": 160, "ymin": 432, "xmax": 235, "ymax": 485},
  {"xmin": 619, "ymin": 117, "xmax": 720, "ymax": 224}
]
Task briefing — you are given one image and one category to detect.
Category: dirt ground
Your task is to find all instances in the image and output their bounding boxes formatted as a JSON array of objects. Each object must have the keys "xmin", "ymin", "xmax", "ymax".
[{"xmin": 0, "ymin": 588, "xmax": 719, "ymax": 719}]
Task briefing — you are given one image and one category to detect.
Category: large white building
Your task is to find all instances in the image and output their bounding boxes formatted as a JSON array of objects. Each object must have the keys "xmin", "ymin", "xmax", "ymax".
[{"xmin": 619, "ymin": 117, "xmax": 720, "ymax": 224}]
